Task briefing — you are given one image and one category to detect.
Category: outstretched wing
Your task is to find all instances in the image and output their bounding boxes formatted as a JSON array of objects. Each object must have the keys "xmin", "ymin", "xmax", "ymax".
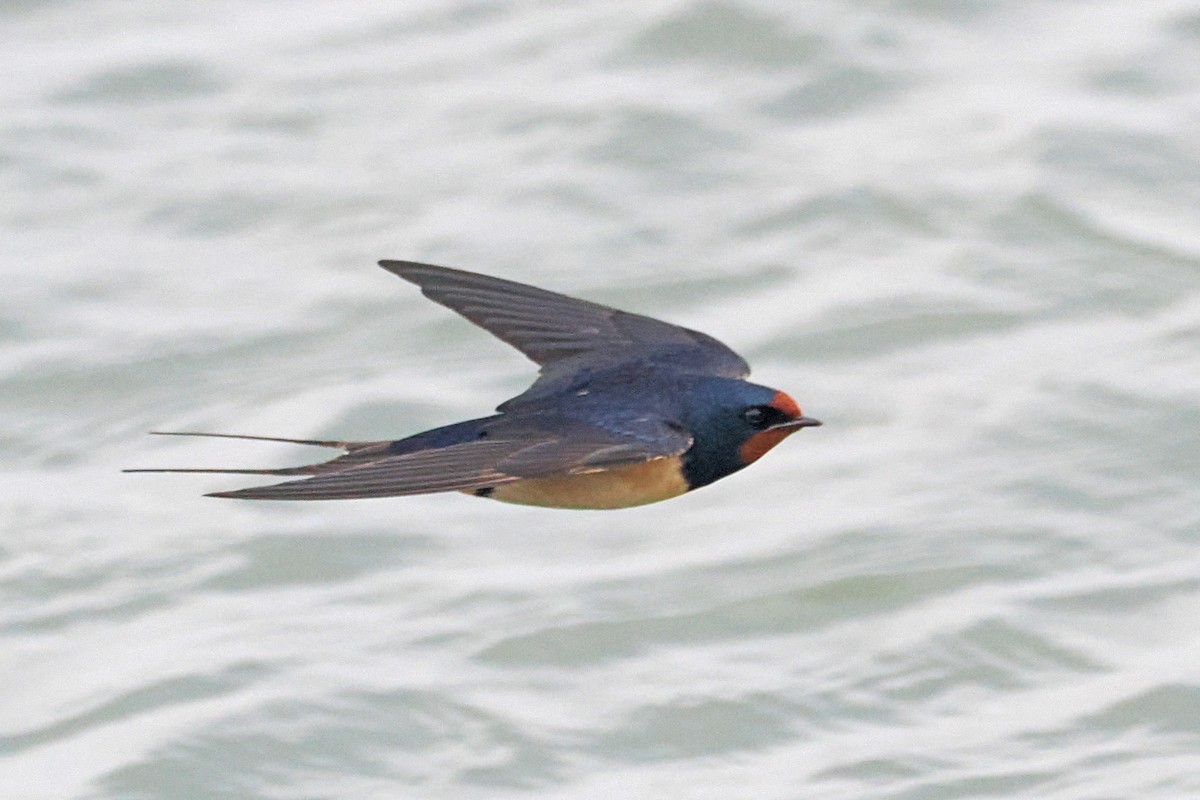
[
  {"xmin": 380, "ymin": 260, "xmax": 750, "ymax": 378},
  {"xmin": 130, "ymin": 418, "xmax": 691, "ymax": 501},
  {"xmin": 209, "ymin": 437, "xmax": 542, "ymax": 500}
]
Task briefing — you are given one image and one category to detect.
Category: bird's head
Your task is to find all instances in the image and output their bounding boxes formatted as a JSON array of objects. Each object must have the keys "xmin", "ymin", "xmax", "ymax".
[{"xmin": 679, "ymin": 378, "xmax": 821, "ymax": 489}]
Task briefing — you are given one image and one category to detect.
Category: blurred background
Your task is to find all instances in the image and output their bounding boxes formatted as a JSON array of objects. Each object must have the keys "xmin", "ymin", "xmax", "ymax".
[{"xmin": 3, "ymin": 1, "xmax": 1199, "ymax": 798}]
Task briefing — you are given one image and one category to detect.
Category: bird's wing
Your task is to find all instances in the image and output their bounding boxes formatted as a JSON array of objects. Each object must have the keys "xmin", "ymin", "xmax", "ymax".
[
  {"xmin": 201, "ymin": 417, "xmax": 691, "ymax": 501},
  {"xmin": 380, "ymin": 260, "xmax": 750, "ymax": 378}
]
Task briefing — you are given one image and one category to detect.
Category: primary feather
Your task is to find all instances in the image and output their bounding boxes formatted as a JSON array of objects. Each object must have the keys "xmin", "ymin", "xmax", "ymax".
[{"xmin": 381, "ymin": 261, "xmax": 750, "ymax": 378}]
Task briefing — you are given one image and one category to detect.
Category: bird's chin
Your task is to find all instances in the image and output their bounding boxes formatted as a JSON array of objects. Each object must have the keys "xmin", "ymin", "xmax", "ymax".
[
  {"xmin": 738, "ymin": 417, "xmax": 821, "ymax": 465},
  {"xmin": 739, "ymin": 427, "xmax": 795, "ymax": 464}
]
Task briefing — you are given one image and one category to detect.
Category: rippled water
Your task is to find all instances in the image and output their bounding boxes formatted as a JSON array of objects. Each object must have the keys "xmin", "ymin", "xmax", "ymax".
[{"xmin": 4, "ymin": 1, "xmax": 1200, "ymax": 798}]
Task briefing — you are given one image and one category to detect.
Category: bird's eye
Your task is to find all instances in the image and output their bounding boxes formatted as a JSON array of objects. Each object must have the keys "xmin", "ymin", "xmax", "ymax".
[{"xmin": 742, "ymin": 406, "xmax": 769, "ymax": 429}]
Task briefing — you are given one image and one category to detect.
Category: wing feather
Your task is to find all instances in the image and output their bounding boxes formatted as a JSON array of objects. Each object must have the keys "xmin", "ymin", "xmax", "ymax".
[
  {"xmin": 206, "ymin": 438, "xmax": 526, "ymax": 500},
  {"xmin": 203, "ymin": 418, "xmax": 691, "ymax": 501},
  {"xmin": 380, "ymin": 260, "xmax": 749, "ymax": 378}
]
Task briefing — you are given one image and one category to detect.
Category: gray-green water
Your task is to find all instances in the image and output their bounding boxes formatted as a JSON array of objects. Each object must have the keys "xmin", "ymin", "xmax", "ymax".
[{"xmin": 4, "ymin": 2, "xmax": 1199, "ymax": 798}]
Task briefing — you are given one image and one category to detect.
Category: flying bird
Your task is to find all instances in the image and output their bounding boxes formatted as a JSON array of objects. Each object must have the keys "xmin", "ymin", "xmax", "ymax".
[{"xmin": 127, "ymin": 261, "xmax": 820, "ymax": 508}]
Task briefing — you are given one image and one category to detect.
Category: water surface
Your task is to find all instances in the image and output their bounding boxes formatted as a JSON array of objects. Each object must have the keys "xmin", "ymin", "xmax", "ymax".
[{"xmin": 3, "ymin": 1, "xmax": 1199, "ymax": 798}]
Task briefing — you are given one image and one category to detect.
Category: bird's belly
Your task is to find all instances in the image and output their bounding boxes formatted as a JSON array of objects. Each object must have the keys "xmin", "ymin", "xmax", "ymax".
[{"xmin": 473, "ymin": 457, "xmax": 690, "ymax": 509}]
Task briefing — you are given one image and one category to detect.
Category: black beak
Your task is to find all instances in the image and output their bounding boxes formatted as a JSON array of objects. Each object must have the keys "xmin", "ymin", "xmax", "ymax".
[{"xmin": 773, "ymin": 416, "xmax": 822, "ymax": 431}]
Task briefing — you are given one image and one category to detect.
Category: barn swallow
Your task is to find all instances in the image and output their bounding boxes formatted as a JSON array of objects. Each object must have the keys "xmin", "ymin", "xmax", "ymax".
[{"xmin": 127, "ymin": 261, "xmax": 820, "ymax": 508}]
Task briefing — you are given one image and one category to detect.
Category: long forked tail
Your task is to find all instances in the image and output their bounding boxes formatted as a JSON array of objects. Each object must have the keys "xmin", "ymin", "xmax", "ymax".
[{"xmin": 123, "ymin": 431, "xmax": 383, "ymax": 476}]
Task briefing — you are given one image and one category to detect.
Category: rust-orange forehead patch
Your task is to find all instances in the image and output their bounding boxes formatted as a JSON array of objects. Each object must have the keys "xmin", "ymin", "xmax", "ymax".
[{"xmin": 771, "ymin": 391, "xmax": 801, "ymax": 419}]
